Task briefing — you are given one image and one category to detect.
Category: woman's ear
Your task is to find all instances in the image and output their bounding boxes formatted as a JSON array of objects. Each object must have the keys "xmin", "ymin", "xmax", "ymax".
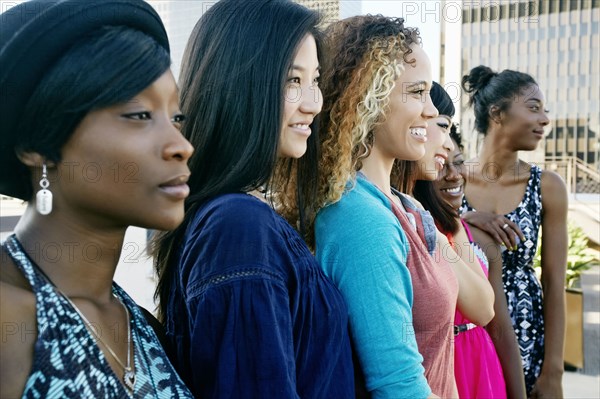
[
  {"xmin": 16, "ymin": 151, "xmax": 55, "ymax": 168},
  {"xmin": 488, "ymin": 105, "xmax": 504, "ymax": 125}
]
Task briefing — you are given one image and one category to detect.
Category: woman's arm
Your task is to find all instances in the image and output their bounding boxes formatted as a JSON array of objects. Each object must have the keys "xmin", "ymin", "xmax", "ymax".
[
  {"xmin": 436, "ymin": 228, "xmax": 495, "ymax": 326},
  {"xmin": 530, "ymin": 171, "xmax": 568, "ymax": 399},
  {"xmin": 0, "ymin": 285, "xmax": 36, "ymax": 397},
  {"xmin": 186, "ymin": 277, "xmax": 299, "ymax": 398},
  {"xmin": 316, "ymin": 202, "xmax": 434, "ymax": 399},
  {"xmin": 0, "ymin": 250, "xmax": 38, "ymax": 399},
  {"xmin": 469, "ymin": 225, "xmax": 527, "ymax": 398},
  {"xmin": 179, "ymin": 197, "xmax": 301, "ymax": 398}
]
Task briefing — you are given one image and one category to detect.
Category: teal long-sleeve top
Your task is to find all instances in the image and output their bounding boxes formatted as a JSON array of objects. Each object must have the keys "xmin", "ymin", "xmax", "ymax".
[{"xmin": 315, "ymin": 175, "xmax": 432, "ymax": 399}]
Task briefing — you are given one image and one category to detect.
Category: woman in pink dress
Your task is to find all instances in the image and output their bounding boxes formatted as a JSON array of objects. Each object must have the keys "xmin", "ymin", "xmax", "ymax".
[{"xmin": 451, "ymin": 220, "xmax": 507, "ymax": 398}]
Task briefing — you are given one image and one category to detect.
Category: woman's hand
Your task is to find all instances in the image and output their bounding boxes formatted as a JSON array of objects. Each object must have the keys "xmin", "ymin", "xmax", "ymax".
[
  {"xmin": 461, "ymin": 211, "xmax": 524, "ymax": 250},
  {"xmin": 529, "ymin": 370, "xmax": 563, "ymax": 399}
]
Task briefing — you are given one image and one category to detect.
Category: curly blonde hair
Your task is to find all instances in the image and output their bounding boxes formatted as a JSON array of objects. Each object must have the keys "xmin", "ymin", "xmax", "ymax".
[{"xmin": 316, "ymin": 16, "xmax": 421, "ymax": 209}]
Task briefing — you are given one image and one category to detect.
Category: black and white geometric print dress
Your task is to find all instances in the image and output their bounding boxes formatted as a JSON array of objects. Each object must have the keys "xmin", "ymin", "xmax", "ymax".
[
  {"xmin": 2, "ymin": 234, "xmax": 194, "ymax": 399},
  {"xmin": 461, "ymin": 165, "xmax": 544, "ymax": 395}
]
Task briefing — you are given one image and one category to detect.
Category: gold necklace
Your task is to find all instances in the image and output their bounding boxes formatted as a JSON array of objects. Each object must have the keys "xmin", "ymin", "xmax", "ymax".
[{"xmin": 63, "ymin": 292, "xmax": 136, "ymax": 393}]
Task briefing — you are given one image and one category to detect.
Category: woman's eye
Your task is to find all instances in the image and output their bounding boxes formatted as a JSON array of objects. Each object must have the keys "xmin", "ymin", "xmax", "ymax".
[
  {"xmin": 172, "ymin": 114, "xmax": 185, "ymax": 130},
  {"xmin": 172, "ymin": 114, "xmax": 186, "ymax": 124},
  {"xmin": 123, "ymin": 111, "xmax": 152, "ymax": 120},
  {"xmin": 313, "ymin": 76, "xmax": 320, "ymax": 86},
  {"xmin": 437, "ymin": 122, "xmax": 450, "ymax": 130},
  {"xmin": 287, "ymin": 77, "xmax": 301, "ymax": 85},
  {"xmin": 530, "ymin": 105, "xmax": 540, "ymax": 111}
]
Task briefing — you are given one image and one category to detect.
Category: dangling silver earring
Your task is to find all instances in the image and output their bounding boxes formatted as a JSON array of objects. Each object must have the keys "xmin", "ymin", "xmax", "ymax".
[{"xmin": 36, "ymin": 163, "xmax": 53, "ymax": 215}]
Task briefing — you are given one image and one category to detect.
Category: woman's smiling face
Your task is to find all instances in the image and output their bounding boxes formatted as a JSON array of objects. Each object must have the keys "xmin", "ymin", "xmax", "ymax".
[
  {"xmin": 432, "ymin": 138, "xmax": 464, "ymax": 210},
  {"xmin": 416, "ymin": 115, "xmax": 454, "ymax": 181},
  {"xmin": 371, "ymin": 45, "xmax": 438, "ymax": 162}
]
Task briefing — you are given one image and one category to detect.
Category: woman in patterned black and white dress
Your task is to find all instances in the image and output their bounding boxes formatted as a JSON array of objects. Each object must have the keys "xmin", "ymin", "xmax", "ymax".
[
  {"xmin": 460, "ymin": 65, "xmax": 568, "ymax": 398},
  {"xmin": 0, "ymin": 1, "xmax": 194, "ymax": 397}
]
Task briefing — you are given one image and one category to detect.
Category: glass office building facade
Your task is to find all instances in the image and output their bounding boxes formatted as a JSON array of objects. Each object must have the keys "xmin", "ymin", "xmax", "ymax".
[{"xmin": 460, "ymin": 0, "xmax": 599, "ymax": 167}]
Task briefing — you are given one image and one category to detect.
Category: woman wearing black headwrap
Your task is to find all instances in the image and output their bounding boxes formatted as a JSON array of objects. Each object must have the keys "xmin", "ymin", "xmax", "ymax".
[{"xmin": 0, "ymin": 1, "xmax": 194, "ymax": 397}]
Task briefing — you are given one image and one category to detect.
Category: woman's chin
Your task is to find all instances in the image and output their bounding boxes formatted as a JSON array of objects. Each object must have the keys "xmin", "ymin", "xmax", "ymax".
[{"xmin": 423, "ymin": 171, "xmax": 438, "ymax": 181}]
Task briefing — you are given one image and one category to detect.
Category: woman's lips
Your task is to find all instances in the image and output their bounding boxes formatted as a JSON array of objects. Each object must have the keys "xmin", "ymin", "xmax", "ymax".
[
  {"xmin": 440, "ymin": 185, "xmax": 463, "ymax": 196},
  {"xmin": 159, "ymin": 183, "xmax": 190, "ymax": 199},
  {"xmin": 409, "ymin": 127, "xmax": 427, "ymax": 143}
]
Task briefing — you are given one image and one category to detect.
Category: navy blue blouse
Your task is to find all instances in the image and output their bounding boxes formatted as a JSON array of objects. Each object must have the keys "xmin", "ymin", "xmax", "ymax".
[{"xmin": 165, "ymin": 194, "xmax": 354, "ymax": 398}]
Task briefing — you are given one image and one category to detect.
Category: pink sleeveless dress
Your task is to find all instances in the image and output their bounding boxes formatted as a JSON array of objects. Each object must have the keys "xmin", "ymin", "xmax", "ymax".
[{"xmin": 453, "ymin": 220, "xmax": 506, "ymax": 398}]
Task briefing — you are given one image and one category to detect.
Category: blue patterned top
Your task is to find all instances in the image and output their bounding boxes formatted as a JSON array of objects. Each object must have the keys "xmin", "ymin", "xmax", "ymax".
[{"xmin": 2, "ymin": 234, "xmax": 194, "ymax": 399}]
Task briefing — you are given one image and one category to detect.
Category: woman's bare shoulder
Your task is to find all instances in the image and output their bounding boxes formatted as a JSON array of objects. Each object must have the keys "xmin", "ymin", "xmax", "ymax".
[
  {"xmin": 466, "ymin": 223, "xmax": 494, "ymax": 245},
  {"xmin": 1, "ymin": 248, "xmax": 37, "ymax": 398}
]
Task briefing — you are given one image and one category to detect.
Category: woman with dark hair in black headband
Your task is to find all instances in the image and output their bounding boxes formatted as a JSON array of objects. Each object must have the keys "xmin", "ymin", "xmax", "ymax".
[{"xmin": 396, "ymin": 83, "xmax": 514, "ymax": 398}]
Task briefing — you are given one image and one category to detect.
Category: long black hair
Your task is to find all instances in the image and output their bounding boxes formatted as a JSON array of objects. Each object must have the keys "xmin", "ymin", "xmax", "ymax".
[{"xmin": 152, "ymin": 0, "xmax": 322, "ymax": 320}]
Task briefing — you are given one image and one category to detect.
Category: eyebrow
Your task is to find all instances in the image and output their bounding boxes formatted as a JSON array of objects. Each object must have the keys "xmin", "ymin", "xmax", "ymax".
[
  {"xmin": 525, "ymin": 98, "xmax": 542, "ymax": 103},
  {"xmin": 406, "ymin": 80, "xmax": 427, "ymax": 89},
  {"xmin": 291, "ymin": 65, "xmax": 321, "ymax": 72},
  {"xmin": 290, "ymin": 65, "xmax": 321, "ymax": 72}
]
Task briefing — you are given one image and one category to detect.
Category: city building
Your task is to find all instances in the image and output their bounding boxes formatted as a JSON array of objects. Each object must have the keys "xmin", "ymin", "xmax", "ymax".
[
  {"xmin": 150, "ymin": 1, "xmax": 209, "ymax": 80},
  {"xmin": 296, "ymin": 0, "xmax": 340, "ymax": 23},
  {"xmin": 460, "ymin": 0, "xmax": 599, "ymax": 168}
]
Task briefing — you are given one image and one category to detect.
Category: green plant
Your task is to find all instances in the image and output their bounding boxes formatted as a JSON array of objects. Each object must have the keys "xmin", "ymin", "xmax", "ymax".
[{"xmin": 533, "ymin": 222, "xmax": 598, "ymax": 288}]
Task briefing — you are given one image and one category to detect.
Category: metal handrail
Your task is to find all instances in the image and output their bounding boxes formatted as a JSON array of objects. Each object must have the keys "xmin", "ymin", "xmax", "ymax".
[
  {"xmin": 542, "ymin": 156, "xmax": 599, "ymax": 194},
  {"xmin": 574, "ymin": 158, "xmax": 600, "ymax": 181}
]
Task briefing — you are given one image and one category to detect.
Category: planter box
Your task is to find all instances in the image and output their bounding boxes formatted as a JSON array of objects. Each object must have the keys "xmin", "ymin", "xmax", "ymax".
[{"xmin": 564, "ymin": 288, "xmax": 584, "ymax": 369}]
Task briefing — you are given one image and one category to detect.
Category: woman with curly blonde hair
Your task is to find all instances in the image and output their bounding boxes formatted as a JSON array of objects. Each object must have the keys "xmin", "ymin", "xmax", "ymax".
[{"xmin": 313, "ymin": 15, "xmax": 493, "ymax": 398}]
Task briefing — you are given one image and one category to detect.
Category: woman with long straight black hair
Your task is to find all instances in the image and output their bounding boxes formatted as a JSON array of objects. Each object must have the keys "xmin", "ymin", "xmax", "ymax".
[{"xmin": 152, "ymin": 1, "xmax": 354, "ymax": 397}]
